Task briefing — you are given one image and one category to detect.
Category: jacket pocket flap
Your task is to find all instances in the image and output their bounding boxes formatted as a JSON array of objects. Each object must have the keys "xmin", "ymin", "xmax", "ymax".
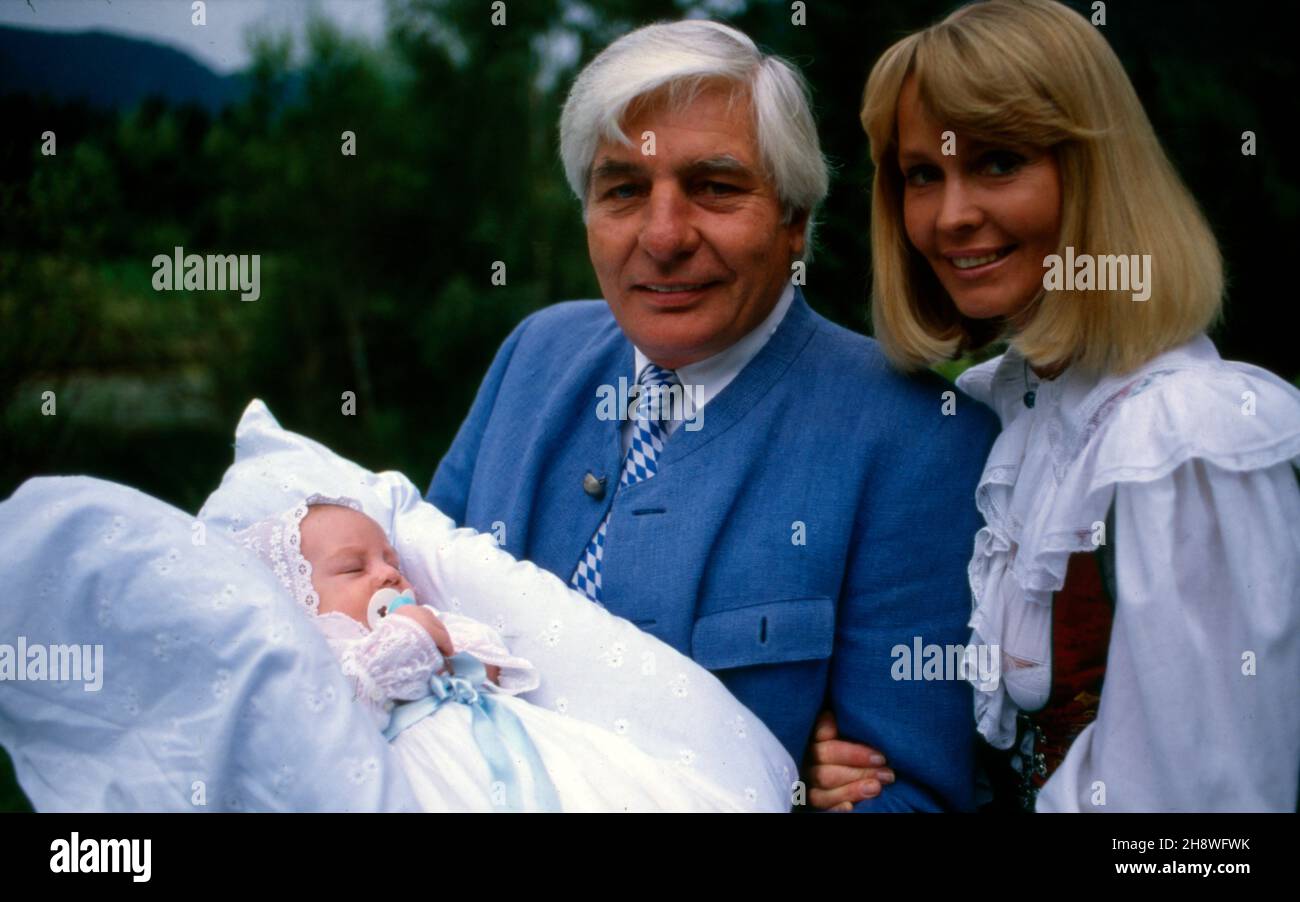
[{"xmin": 691, "ymin": 596, "xmax": 835, "ymax": 670}]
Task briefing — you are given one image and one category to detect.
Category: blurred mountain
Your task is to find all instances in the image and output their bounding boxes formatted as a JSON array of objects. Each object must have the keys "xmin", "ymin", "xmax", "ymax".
[{"xmin": 0, "ymin": 24, "xmax": 248, "ymax": 110}]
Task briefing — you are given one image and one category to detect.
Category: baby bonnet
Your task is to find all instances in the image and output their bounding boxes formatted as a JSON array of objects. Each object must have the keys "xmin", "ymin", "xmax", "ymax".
[{"xmin": 233, "ymin": 493, "xmax": 363, "ymax": 616}]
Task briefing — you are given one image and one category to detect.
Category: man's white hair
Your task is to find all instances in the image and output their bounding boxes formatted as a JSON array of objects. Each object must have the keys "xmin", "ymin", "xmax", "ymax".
[{"xmin": 559, "ymin": 19, "xmax": 830, "ymax": 254}]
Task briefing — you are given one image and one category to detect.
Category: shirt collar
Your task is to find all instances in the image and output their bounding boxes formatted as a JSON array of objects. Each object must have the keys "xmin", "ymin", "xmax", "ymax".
[
  {"xmin": 990, "ymin": 333, "xmax": 1219, "ymax": 434},
  {"xmin": 633, "ymin": 281, "xmax": 797, "ymax": 414}
]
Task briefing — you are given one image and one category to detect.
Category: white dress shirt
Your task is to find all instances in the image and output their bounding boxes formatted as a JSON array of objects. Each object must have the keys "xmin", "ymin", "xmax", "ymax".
[{"xmin": 622, "ymin": 281, "xmax": 796, "ymax": 455}]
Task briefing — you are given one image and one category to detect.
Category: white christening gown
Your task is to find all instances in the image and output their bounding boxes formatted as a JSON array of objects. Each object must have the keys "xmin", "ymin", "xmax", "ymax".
[{"xmin": 314, "ymin": 609, "xmax": 746, "ymax": 812}]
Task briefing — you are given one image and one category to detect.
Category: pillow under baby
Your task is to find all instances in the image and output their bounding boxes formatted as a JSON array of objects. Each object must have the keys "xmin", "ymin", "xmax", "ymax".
[{"xmin": 199, "ymin": 400, "xmax": 797, "ymax": 811}]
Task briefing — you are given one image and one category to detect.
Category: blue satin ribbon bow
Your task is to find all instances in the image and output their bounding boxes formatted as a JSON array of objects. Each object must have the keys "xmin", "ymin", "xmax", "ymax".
[{"xmin": 382, "ymin": 651, "xmax": 562, "ymax": 813}]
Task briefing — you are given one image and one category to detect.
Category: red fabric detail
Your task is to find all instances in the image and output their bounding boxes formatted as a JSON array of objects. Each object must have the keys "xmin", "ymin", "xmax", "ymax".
[{"xmin": 1032, "ymin": 551, "xmax": 1114, "ymax": 782}]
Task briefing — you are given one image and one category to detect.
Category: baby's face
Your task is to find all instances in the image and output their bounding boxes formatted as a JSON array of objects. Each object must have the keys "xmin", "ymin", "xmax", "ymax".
[{"xmin": 298, "ymin": 504, "xmax": 412, "ymax": 623}]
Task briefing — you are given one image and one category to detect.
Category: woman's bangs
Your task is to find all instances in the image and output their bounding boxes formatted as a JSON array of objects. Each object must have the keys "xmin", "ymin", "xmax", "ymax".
[{"xmin": 912, "ymin": 28, "xmax": 1075, "ymax": 150}]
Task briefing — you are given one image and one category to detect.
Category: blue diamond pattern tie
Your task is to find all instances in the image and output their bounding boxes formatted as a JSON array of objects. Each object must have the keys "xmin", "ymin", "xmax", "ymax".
[{"xmin": 571, "ymin": 363, "xmax": 680, "ymax": 603}]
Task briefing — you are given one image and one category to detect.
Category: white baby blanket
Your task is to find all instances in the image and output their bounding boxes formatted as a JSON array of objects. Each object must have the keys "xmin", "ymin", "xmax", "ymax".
[
  {"xmin": 0, "ymin": 476, "xmax": 420, "ymax": 812},
  {"xmin": 0, "ymin": 400, "xmax": 796, "ymax": 811}
]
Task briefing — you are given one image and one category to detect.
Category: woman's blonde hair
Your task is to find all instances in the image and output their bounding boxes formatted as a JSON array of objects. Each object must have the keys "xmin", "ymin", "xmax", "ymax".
[{"xmin": 860, "ymin": 0, "xmax": 1223, "ymax": 374}]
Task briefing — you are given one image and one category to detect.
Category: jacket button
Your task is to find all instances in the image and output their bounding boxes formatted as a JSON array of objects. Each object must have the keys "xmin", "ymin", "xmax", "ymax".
[{"xmin": 583, "ymin": 472, "xmax": 606, "ymax": 499}]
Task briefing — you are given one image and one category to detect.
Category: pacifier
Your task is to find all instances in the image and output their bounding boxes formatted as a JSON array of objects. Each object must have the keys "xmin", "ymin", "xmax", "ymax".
[{"xmin": 367, "ymin": 587, "xmax": 417, "ymax": 630}]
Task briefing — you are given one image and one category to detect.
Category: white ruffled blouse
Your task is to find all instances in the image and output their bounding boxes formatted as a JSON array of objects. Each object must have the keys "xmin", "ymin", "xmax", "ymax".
[{"xmin": 956, "ymin": 334, "xmax": 1300, "ymax": 812}]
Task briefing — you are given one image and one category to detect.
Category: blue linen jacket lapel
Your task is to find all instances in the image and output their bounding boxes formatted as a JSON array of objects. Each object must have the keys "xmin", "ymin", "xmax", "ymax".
[
  {"xmin": 659, "ymin": 287, "xmax": 818, "ymax": 468},
  {"xmin": 593, "ymin": 288, "xmax": 821, "ymax": 640},
  {"xmin": 523, "ymin": 317, "xmax": 632, "ymax": 585}
]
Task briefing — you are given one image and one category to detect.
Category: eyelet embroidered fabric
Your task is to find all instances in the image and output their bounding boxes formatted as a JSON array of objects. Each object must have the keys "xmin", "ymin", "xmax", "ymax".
[{"xmin": 191, "ymin": 399, "xmax": 800, "ymax": 810}]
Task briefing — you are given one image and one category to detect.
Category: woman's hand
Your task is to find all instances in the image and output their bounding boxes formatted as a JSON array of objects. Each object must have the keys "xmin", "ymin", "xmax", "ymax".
[{"xmin": 805, "ymin": 710, "xmax": 895, "ymax": 811}]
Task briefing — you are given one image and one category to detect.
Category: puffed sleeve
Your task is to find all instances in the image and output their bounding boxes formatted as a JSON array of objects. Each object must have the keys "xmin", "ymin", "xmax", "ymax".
[
  {"xmin": 1037, "ymin": 458, "xmax": 1300, "ymax": 812},
  {"xmin": 440, "ymin": 611, "xmax": 540, "ymax": 695},
  {"xmin": 336, "ymin": 615, "xmax": 447, "ymax": 710}
]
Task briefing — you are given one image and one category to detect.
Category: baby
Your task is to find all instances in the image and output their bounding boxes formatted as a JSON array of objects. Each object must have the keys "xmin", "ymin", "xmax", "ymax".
[
  {"xmin": 298, "ymin": 501, "xmax": 502, "ymax": 686},
  {"xmin": 237, "ymin": 494, "xmax": 744, "ymax": 813}
]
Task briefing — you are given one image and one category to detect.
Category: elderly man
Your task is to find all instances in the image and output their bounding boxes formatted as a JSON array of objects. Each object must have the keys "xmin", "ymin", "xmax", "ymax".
[{"xmin": 428, "ymin": 20, "xmax": 997, "ymax": 811}]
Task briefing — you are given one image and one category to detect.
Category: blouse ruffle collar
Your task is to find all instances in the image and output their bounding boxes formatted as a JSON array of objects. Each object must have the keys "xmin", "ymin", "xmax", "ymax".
[{"xmin": 956, "ymin": 335, "xmax": 1300, "ymax": 747}]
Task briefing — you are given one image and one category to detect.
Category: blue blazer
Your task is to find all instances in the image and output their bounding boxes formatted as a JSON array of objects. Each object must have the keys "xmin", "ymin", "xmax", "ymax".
[{"xmin": 428, "ymin": 289, "xmax": 998, "ymax": 811}]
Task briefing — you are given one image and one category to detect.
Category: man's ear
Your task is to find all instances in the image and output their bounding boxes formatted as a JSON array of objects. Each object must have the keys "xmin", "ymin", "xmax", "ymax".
[{"xmin": 787, "ymin": 209, "xmax": 811, "ymax": 260}]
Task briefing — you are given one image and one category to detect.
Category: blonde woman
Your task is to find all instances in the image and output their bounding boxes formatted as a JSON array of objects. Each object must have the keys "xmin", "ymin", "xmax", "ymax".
[{"xmin": 811, "ymin": 0, "xmax": 1299, "ymax": 811}]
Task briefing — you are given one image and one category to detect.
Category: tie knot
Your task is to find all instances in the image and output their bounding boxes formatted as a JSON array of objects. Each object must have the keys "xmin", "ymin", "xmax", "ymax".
[
  {"xmin": 635, "ymin": 363, "xmax": 680, "ymax": 425},
  {"xmin": 638, "ymin": 363, "xmax": 679, "ymax": 388}
]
